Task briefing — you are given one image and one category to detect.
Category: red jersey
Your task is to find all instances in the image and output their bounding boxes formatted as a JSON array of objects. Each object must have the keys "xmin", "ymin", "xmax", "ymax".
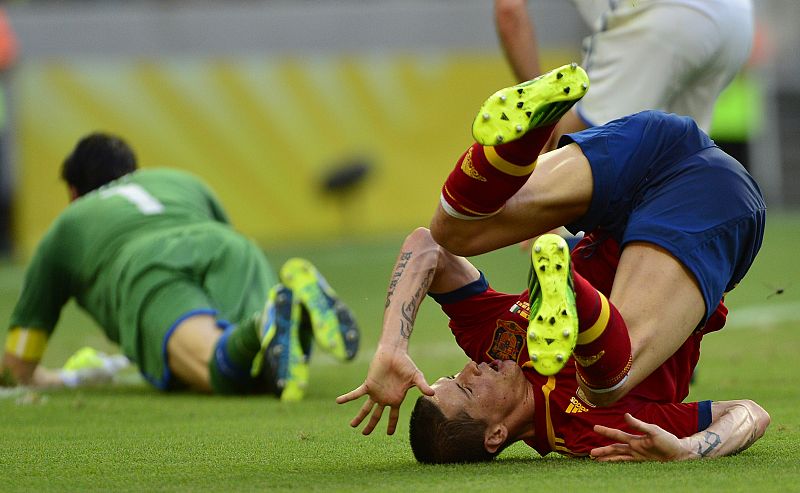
[{"xmin": 432, "ymin": 232, "xmax": 722, "ymax": 457}]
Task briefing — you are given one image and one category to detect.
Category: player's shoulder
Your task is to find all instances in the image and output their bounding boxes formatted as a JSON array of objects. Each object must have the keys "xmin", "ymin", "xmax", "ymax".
[{"xmin": 134, "ymin": 167, "xmax": 205, "ymax": 184}]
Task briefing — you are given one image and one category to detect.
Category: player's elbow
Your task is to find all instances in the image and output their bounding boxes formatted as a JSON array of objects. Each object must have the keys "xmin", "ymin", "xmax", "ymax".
[
  {"xmin": 429, "ymin": 226, "xmax": 479, "ymax": 257},
  {"xmin": 429, "ymin": 213, "xmax": 484, "ymax": 257},
  {"xmin": 742, "ymin": 400, "xmax": 771, "ymax": 438}
]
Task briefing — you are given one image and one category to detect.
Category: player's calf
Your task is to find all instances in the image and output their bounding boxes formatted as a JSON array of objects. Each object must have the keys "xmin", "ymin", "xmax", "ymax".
[{"xmin": 441, "ymin": 63, "xmax": 589, "ymax": 220}]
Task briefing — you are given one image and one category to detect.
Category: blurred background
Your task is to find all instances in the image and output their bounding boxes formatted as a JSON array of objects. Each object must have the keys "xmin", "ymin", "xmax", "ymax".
[{"xmin": 0, "ymin": 0, "xmax": 797, "ymax": 260}]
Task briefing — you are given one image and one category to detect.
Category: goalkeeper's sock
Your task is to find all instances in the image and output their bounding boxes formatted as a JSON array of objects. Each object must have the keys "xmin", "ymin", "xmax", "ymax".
[
  {"xmin": 440, "ymin": 124, "xmax": 555, "ymax": 219},
  {"xmin": 571, "ymin": 270, "xmax": 632, "ymax": 392},
  {"xmin": 208, "ymin": 316, "xmax": 261, "ymax": 394}
]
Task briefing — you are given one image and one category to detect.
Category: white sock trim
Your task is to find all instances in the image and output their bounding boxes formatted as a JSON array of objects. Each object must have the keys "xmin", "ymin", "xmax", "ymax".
[
  {"xmin": 584, "ymin": 373, "xmax": 629, "ymax": 394},
  {"xmin": 439, "ymin": 193, "xmax": 500, "ymax": 221}
]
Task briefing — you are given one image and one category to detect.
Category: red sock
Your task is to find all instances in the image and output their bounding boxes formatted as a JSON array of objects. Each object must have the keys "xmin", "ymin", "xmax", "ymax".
[
  {"xmin": 440, "ymin": 123, "xmax": 555, "ymax": 219},
  {"xmin": 571, "ymin": 269, "xmax": 632, "ymax": 391}
]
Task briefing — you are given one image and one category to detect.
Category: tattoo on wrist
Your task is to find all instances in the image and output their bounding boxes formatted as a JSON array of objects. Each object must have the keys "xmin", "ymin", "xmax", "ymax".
[
  {"xmin": 697, "ymin": 431, "xmax": 722, "ymax": 458},
  {"xmin": 386, "ymin": 252, "xmax": 413, "ymax": 308},
  {"xmin": 399, "ymin": 268, "xmax": 435, "ymax": 339}
]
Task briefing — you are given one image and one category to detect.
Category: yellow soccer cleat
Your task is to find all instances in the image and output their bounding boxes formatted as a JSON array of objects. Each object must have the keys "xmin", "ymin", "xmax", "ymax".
[
  {"xmin": 251, "ymin": 285, "xmax": 310, "ymax": 401},
  {"xmin": 472, "ymin": 63, "xmax": 589, "ymax": 146},
  {"xmin": 279, "ymin": 258, "xmax": 360, "ymax": 362},
  {"xmin": 526, "ymin": 234, "xmax": 579, "ymax": 375}
]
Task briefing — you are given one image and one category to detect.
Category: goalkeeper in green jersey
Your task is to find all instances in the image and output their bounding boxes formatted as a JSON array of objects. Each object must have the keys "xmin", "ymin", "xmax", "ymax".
[{"xmin": 1, "ymin": 133, "xmax": 360, "ymax": 400}]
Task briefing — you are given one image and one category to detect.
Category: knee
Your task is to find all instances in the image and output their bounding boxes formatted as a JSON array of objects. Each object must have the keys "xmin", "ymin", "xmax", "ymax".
[{"xmin": 429, "ymin": 214, "xmax": 479, "ymax": 257}]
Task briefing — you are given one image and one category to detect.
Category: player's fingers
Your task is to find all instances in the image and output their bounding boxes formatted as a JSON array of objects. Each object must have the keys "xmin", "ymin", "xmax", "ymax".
[
  {"xmin": 593, "ymin": 453, "xmax": 636, "ymax": 463},
  {"xmin": 362, "ymin": 405, "xmax": 385, "ymax": 436},
  {"xmin": 386, "ymin": 406, "xmax": 401, "ymax": 435},
  {"xmin": 336, "ymin": 384, "xmax": 368, "ymax": 404},
  {"xmin": 624, "ymin": 413, "xmax": 660, "ymax": 434},
  {"xmin": 349, "ymin": 399, "xmax": 374, "ymax": 427},
  {"xmin": 593, "ymin": 424, "xmax": 637, "ymax": 443},
  {"xmin": 414, "ymin": 373, "xmax": 435, "ymax": 396},
  {"xmin": 590, "ymin": 443, "xmax": 631, "ymax": 458}
]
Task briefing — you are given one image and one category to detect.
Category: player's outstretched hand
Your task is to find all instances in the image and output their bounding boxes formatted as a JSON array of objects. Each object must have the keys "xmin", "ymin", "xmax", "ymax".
[
  {"xmin": 336, "ymin": 346, "xmax": 434, "ymax": 436},
  {"xmin": 590, "ymin": 413, "xmax": 689, "ymax": 462}
]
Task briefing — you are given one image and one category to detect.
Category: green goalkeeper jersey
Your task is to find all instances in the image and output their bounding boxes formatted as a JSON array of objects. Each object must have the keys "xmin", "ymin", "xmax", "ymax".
[{"xmin": 9, "ymin": 168, "xmax": 237, "ymax": 343}]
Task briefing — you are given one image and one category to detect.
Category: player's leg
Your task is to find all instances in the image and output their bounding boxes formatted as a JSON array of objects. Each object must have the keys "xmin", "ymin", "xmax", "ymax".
[
  {"xmin": 580, "ymin": 242, "xmax": 706, "ymax": 406},
  {"xmin": 166, "ymin": 314, "xmax": 220, "ymax": 392},
  {"xmin": 432, "ymin": 141, "xmax": 594, "ymax": 257},
  {"xmin": 525, "ymin": 234, "xmax": 632, "ymax": 392},
  {"xmin": 431, "ymin": 63, "xmax": 591, "ymax": 257},
  {"xmin": 162, "ymin": 286, "xmax": 309, "ymax": 399}
]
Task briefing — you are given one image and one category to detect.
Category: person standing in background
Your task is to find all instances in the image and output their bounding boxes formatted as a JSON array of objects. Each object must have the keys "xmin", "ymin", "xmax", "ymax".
[{"xmin": 493, "ymin": 0, "xmax": 754, "ymax": 152}]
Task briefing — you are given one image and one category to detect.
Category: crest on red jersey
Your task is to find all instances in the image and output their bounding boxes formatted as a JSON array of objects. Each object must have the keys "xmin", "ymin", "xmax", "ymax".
[{"xmin": 486, "ymin": 319, "xmax": 526, "ymax": 362}]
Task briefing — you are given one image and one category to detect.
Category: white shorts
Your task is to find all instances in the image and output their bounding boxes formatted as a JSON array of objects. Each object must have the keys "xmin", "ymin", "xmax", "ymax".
[{"xmin": 574, "ymin": 0, "xmax": 754, "ymax": 132}]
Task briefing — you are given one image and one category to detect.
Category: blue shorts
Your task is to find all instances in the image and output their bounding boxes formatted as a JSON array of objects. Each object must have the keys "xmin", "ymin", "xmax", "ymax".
[{"xmin": 561, "ymin": 111, "xmax": 766, "ymax": 321}]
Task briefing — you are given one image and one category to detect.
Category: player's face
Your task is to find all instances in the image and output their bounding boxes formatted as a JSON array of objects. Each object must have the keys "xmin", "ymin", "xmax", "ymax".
[{"xmin": 431, "ymin": 359, "xmax": 528, "ymax": 423}]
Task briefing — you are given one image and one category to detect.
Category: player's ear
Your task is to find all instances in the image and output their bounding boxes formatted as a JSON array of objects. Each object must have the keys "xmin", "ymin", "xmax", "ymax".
[{"xmin": 484, "ymin": 424, "xmax": 508, "ymax": 454}]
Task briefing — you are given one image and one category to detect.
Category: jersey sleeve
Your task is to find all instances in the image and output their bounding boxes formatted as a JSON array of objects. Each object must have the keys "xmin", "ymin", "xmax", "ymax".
[
  {"xmin": 189, "ymin": 173, "xmax": 230, "ymax": 224},
  {"xmin": 634, "ymin": 400, "xmax": 713, "ymax": 438},
  {"xmin": 8, "ymin": 223, "xmax": 72, "ymax": 334}
]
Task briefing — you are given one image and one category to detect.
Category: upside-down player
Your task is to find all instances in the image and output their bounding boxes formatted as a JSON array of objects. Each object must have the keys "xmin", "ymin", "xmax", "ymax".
[
  {"xmin": 429, "ymin": 63, "xmax": 765, "ymax": 407},
  {"xmin": 338, "ymin": 227, "xmax": 769, "ymax": 463}
]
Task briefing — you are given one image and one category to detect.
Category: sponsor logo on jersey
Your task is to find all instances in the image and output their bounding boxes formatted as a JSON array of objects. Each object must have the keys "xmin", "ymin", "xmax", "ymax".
[
  {"xmin": 509, "ymin": 300, "xmax": 530, "ymax": 320},
  {"xmin": 565, "ymin": 396, "xmax": 589, "ymax": 414}
]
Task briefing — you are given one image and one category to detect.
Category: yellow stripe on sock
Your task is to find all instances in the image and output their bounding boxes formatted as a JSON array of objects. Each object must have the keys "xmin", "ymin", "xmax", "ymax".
[
  {"xmin": 4, "ymin": 327, "xmax": 48, "ymax": 362},
  {"xmin": 577, "ymin": 293, "xmax": 610, "ymax": 345},
  {"xmin": 483, "ymin": 145, "xmax": 537, "ymax": 176}
]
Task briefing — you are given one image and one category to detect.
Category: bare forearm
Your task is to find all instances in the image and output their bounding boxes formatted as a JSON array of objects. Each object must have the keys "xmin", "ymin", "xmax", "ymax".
[
  {"xmin": 681, "ymin": 401, "xmax": 770, "ymax": 459},
  {"xmin": 495, "ymin": 0, "xmax": 540, "ymax": 81},
  {"xmin": 379, "ymin": 228, "xmax": 479, "ymax": 350},
  {"xmin": 379, "ymin": 230, "xmax": 440, "ymax": 350}
]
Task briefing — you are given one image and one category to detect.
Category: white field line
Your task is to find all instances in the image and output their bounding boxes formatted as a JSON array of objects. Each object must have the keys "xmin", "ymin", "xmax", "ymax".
[{"xmin": 725, "ymin": 301, "xmax": 800, "ymax": 330}]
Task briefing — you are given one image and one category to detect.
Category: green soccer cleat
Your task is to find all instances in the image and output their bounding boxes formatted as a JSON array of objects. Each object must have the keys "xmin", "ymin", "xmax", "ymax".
[
  {"xmin": 472, "ymin": 63, "xmax": 589, "ymax": 146},
  {"xmin": 526, "ymin": 234, "xmax": 579, "ymax": 375},
  {"xmin": 251, "ymin": 284, "xmax": 310, "ymax": 401},
  {"xmin": 279, "ymin": 258, "xmax": 360, "ymax": 362}
]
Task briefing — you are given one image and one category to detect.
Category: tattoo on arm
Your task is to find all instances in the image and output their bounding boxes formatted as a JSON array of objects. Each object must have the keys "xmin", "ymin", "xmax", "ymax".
[
  {"xmin": 385, "ymin": 252, "xmax": 413, "ymax": 309},
  {"xmin": 399, "ymin": 268, "xmax": 435, "ymax": 339},
  {"xmin": 697, "ymin": 431, "xmax": 722, "ymax": 458}
]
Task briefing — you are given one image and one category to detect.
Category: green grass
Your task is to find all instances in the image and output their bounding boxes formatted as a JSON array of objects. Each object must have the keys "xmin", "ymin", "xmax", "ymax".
[{"xmin": 1, "ymin": 212, "xmax": 800, "ymax": 492}]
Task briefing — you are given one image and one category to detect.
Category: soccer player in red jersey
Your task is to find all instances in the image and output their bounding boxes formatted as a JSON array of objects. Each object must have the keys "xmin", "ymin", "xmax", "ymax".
[
  {"xmin": 429, "ymin": 64, "xmax": 764, "ymax": 408},
  {"xmin": 337, "ymin": 228, "xmax": 769, "ymax": 463}
]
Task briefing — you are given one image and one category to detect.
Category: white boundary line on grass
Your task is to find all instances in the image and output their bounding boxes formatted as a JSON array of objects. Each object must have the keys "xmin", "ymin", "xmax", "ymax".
[{"xmin": 725, "ymin": 301, "xmax": 800, "ymax": 330}]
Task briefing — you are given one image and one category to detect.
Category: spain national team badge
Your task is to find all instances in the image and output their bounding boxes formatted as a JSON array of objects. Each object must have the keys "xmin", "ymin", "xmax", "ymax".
[{"xmin": 486, "ymin": 319, "xmax": 526, "ymax": 362}]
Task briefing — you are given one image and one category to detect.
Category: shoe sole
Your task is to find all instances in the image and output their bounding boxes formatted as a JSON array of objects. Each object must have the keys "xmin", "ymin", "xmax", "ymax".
[
  {"xmin": 280, "ymin": 258, "xmax": 359, "ymax": 362},
  {"xmin": 472, "ymin": 63, "xmax": 589, "ymax": 146},
  {"xmin": 527, "ymin": 234, "xmax": 578, "ymax": 376}
]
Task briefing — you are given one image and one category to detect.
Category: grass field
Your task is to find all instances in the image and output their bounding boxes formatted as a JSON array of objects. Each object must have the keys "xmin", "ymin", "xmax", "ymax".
[{"xmin": 1, "ymin": 212, "xmax": 799, "ymax": 492}]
